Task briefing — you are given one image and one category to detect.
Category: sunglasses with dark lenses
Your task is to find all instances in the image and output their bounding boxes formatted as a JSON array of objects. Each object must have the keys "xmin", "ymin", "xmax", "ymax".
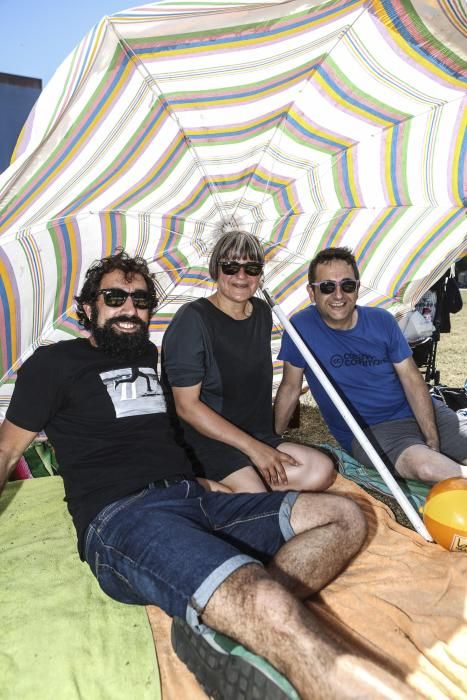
[
  {"xmin": 310, "ymin": 279, "xmax": 359, "ymax": 295},
  {"xmin": 95, "ymin": 288, "xmax": 155, "ymax": 309},
  {"xmin": 218, "ymin": 260, "xmax": 264, "ymax": 276}
]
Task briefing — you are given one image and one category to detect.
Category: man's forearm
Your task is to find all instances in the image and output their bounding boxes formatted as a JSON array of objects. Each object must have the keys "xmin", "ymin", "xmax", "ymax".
[
  {"xmin": 395, "ymin": 360, "xmax": 439, "ymax": 449},
  {"xmin": 0, "ymin": 420, "xmax": 38, "ymax": 498},
  {"xmin": 0, "ymin": 473, "xmax": 10, "ymax": 497},
  {"xmin": 0, "ymin": 451, "xmax": 18, "ymax": 497},
  {"xmin": 274, "ymin": 382, "xmax": 302, "ymax": 435},
  {"xmin": 406, "ymin": 389, "xmax": 439, "ymax": 448}
]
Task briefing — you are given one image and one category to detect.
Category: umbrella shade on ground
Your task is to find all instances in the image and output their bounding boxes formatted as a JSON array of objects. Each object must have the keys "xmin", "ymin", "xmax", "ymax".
[{"xmin": 0, "ymin": 0, "xmax": 466, "ymax": 416}]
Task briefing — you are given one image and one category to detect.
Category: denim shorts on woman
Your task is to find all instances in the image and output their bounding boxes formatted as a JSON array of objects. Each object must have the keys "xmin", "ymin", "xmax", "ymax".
[{"xmin": 84, "ymin": 480, "xmax": 299, "ymax": 630}]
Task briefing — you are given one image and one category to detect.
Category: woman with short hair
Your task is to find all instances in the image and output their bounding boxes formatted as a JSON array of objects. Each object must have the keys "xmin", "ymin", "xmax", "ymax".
[{"xmin": 162, "ymin": 230, "xmax": 336, "ymax": 493}]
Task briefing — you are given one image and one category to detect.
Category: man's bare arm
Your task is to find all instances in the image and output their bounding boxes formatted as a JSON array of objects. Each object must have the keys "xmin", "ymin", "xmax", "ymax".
[
  {"xmin": 393, "ymin": 356, "xmax": 439, "ymax": 450},
  {"xmin": 0, "ymin": 420, "xmax": 38, "ymax": 497},
  {"xmin": 274, "ymin": 362, "xmax": 305, "ymax": 436}
]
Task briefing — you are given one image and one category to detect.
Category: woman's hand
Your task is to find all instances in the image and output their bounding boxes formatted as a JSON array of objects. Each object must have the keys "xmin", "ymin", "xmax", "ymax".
[
  {"xmin": 247, "ymin": 441, "xmax": 298, "ymax": 487},
  {"xmin": 172, "ymin": 385, "xmax": 298, "ymax": 486}
]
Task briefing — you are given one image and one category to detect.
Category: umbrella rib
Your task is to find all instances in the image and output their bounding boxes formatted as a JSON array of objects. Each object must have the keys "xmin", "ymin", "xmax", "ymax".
[
  {"xmin": 234, "ymin": 2, "xmax": 371, "ymax": 216},
  {"xmin": 106, "ymin": 18, "xmax": 232, "ymax": 227}
]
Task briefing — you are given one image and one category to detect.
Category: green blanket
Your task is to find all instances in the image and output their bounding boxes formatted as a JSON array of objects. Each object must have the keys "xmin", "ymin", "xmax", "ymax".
[
  {"xmin": 0, "ymin": 477, "xmax": 160, "ymax": 699},
  {"xmin": 322, "ymin": 444, "xmax": 430, "ymax": 512}
]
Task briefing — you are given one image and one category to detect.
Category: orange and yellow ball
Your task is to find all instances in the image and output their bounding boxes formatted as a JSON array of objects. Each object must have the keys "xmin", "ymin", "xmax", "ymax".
[{"xmin": 422, "ymin": 477, "xmax": 467, "ymax": 552}]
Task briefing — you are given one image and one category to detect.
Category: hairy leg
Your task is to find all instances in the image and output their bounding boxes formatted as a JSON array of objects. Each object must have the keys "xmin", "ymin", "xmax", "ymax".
[
  {"xmin": 215, "ymin": 488, "xmax": 367, "ymax": 595},
  {"xmin": 203, "ymin": 504, "xmax": 413, "ymax": 700},
  {"xmin": 268, "ymin": 492, "xmax": 367, "ymax": 597},
  {"xmin": 395, "ymin": 445, "xmax": 467, "ymax": 481},
  {"xmin": 275, "ymin": 442, "xmax": 337, "ymax": 492}
]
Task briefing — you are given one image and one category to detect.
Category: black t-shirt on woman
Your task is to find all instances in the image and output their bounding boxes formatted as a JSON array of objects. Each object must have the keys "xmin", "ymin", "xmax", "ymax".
[{"xmin": 162, "ymin": 297, "xmax": 279, "ymax": 479}]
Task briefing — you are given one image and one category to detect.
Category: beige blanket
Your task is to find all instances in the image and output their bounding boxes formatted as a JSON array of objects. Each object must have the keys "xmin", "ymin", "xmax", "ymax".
[{"xmin": 147, "ymin": 475, "xmax": 467, "ymax": 699}]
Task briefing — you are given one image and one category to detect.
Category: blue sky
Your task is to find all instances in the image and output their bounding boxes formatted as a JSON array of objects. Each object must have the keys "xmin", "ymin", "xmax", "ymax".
[{"xmin": 0, "ymin": 1, "xmax": 138, "ymax": 86}]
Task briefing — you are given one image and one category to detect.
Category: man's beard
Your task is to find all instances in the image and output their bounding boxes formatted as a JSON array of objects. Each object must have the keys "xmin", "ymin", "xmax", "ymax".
[{"xmin": 90, "ymin": 309, "xmax": 150, "ymax": 361}]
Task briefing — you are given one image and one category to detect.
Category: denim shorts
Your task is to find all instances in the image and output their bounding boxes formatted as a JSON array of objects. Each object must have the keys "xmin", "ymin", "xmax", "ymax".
[{"xmin": 84, "ymin": 480, "xmax": 299, "ymax": 629}]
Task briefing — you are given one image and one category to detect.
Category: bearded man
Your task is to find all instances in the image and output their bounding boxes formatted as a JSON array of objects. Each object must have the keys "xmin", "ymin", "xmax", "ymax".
[{"xmin": 0, "ymin": 250, "xmax": 415, "ymax": 700}]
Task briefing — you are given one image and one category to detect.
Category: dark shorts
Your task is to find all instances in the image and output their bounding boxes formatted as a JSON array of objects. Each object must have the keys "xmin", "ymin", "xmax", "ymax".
[
  {"xmin": 84, "ymin": 480, "xmax": 298, "ymax": 629},
  {"xmin": 187, "ymin": 431, "xmax": 283, "ymax": 481},
  {"xmin": 351, "ymin": 400, "xmax": 467, "ymax": 471}
]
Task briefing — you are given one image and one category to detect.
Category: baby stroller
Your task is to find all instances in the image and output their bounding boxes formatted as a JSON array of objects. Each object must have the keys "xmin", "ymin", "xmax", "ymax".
[
  {"xmin": 410, "ymin": 330, "xmax": 440, "ymax": 385},
  {"xmin": 409, "ymin": 269, "xmax": 463, "ymax": 389}
]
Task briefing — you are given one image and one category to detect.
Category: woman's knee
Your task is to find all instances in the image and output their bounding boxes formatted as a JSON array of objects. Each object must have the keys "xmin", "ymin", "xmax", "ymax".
[
  {"xmin": 313, "ymin": 460, "xmax": 337, "ymax": 490},
  {"xmin": 291, "ymin": 462, "xmax": 336, "ymax": 491},
  {"xmin": 279, "ymin": 444, "xmax": 337, "ymax": 491}
]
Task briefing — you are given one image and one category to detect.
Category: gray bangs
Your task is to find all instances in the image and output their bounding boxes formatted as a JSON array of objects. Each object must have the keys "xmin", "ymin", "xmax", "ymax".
[{"xmin": 209, "ymin": 231, "xmax": 265, "ymax": 280}]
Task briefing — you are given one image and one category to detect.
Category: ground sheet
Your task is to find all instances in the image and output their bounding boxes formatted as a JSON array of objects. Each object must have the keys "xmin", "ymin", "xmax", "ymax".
[
  {"xmin": 2, "ymin": 471, "xmax": 466, "ymax": 699},
  {"xmin": 0, "ymin": 477, "xmax": 160, "ymax": 700}
]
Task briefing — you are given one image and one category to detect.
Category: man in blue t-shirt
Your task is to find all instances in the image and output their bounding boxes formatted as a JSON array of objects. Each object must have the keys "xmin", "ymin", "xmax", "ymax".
[{"xmin": 275, "ymin": 247, "xmax": 467, "ymax": 483}]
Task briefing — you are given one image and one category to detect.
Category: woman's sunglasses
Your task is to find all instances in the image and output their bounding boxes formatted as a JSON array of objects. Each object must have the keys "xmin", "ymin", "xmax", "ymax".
[
  {"xmin": 95, "ymin": 288, "xmax": 155, "ymax": 309},
  {"xmin": 218, "ymin": 260, "xmax": 264, "ymax": 276},
  {"xmin": 309, "ymin": 279, "xmax": 359, "ymax": 295}
]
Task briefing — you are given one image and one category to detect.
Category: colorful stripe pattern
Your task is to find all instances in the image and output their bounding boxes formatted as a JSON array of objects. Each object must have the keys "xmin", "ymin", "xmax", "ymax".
[{"xmin": 0, "ymin": 0, "xmax": 466, "ymax": 413}]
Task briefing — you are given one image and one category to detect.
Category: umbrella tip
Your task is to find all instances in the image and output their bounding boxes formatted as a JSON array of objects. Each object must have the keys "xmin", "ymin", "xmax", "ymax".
[{"xmin": 220, "ymin": 219, "xmax": 239, "ymax": 234}]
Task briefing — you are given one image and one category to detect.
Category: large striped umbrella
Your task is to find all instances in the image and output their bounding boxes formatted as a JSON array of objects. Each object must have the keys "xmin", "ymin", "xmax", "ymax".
[{"xmin": 0, "ymin": 0, "xmax": 465, "ymax": 416}]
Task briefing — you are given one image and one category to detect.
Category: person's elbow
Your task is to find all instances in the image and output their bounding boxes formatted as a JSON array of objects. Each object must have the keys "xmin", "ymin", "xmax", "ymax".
[
  {"xmin": 172, "ymin": 398, "xmax": 193, "ymax": 422},
  {"xmin": 394, "ymin": 356, "xmax": 430, "ymax": 393},
  {"xmin": 274, "ymin": 413, "xmax": 287, "ymax": 436}
]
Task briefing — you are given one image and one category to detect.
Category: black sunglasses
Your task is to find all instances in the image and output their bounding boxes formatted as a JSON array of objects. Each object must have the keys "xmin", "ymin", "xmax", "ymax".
[
  {"xmin": 310, "ymin": 279, "xmax": 359, "ymax": 295},
  {"xmin": 218, "ymin": 260, "xmax": 264, "ymax": 276},
  {"xmin": 95, "ymin": 288, "xmax": 155, "ymax": 309}
]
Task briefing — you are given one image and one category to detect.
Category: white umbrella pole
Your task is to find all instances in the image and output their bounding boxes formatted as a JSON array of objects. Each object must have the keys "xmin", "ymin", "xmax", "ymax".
[{"xmin": 264, "ymin": 289, "xmax": 433, "ymax": 542}]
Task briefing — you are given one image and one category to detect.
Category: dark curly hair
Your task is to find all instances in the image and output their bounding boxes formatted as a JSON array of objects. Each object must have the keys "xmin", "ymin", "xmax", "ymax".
[
  {"xmin": 75, "ymin": 249, "xmax": 157, "ymax": 330},
  {"xmin": 308, "ymin": 247, "xmax": 360, "ymax": 285}
]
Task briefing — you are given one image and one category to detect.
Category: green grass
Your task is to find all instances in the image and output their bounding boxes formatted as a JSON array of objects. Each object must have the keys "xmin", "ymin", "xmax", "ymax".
[{"xmin": 435, "ymin": 288, "xmax": 467, "ymax": 388}]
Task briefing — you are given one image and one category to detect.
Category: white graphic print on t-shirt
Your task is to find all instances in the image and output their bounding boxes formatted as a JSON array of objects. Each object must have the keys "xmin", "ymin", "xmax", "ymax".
[{"xmin": 100, "ymin": 367, "xmax": 166, "ymax": 418}]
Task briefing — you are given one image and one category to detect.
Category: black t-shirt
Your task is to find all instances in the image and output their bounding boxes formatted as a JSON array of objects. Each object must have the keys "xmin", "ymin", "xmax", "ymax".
[
  {"xmin": 6, "ymin": 339, "xmax": 192, "ymax": 557},
  {"xmin": 163, "ymin": 297, "xmax": 276, "ymax": 446}
]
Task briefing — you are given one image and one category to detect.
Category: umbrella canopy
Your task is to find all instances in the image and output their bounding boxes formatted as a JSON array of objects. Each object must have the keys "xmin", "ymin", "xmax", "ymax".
[{"xmin": 0, "ymin": 0, "xmax": 465, "ymax": 416}]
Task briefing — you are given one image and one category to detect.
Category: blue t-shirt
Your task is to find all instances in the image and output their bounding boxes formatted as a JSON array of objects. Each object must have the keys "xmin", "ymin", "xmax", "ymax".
[{"xmin": 278, "ymin": 305, "xmax": 413, "ymax": 450}]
